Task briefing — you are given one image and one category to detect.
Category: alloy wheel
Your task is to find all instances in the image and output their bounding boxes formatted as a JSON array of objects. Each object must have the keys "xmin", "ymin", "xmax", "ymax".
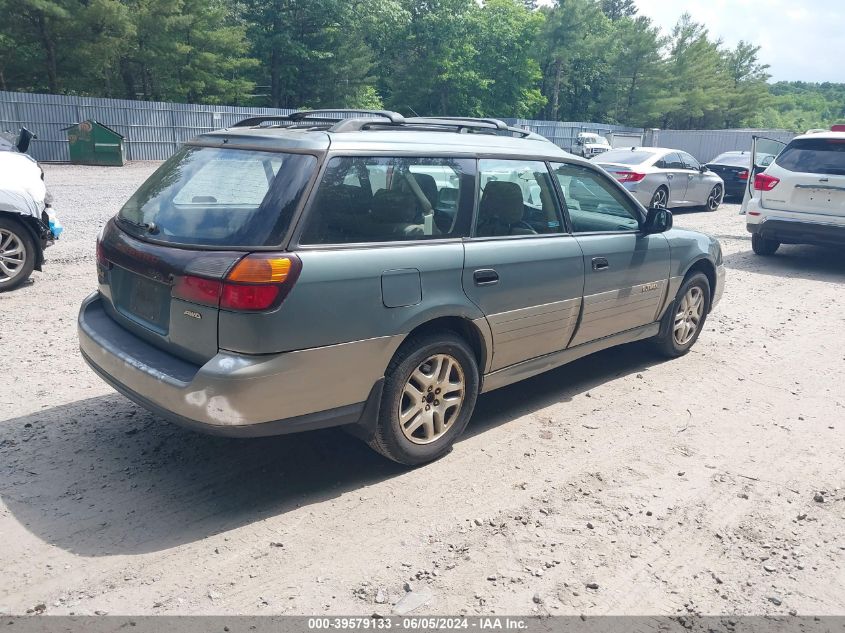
[
  {"xmin": 0, "ymin": 229, "xmax": 26, "ymax": 282},
  {"xmin": 651, "ymin": 188, "xmax": 667, "ymax": 209},
  {"xmin": 673, "ymin": 286, "xmax": 705, "ymax": 346},
  {"xmin": 398, "ymin": 353, "xmax": 465, "ymax": 445},
  {"xmin": 707, "ymin": 184, "xmax": 723, "ymax": 210}
]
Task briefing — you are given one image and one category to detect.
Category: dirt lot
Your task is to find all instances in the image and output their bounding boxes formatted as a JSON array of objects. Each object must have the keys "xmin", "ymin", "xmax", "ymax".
[{"xmin": 1, "ymin": 163, "xmax": 844, "ymax": 617}]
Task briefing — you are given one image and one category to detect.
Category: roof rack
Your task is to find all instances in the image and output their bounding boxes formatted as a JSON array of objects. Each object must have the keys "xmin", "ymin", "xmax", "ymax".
[
  {"xmin": 330, "ymin": 116, "xmax": 536, "ymax": 138},
  {"xmin": 232, "ymin": 109, "xmax": 405, "ymax": 128},
  {"xmin": 231, "ymin": 110, "xmax": 540, "ymax": 140}
]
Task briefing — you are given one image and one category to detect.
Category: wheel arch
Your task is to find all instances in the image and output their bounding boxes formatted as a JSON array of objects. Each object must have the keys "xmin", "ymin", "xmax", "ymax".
[
  {"xmin": 683, "ymin": 257, "xmax": 717, "ymax": 312},
  {"xmin": 0, "ymin": 211, "xmax": 45, "ymax": 271},
  {"xmin": 399, "ymin": 316, "xmax": 491, "ymax": 376}
]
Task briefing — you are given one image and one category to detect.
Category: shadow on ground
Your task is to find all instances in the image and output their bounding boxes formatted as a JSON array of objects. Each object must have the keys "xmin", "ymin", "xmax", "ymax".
[
  {"xmin": 723, "ymin": 244, "xmax": 845, "ymax": 280},
  {"xmin": 0, "ymin": 341, "xmax": 661, "ymax": 557}
]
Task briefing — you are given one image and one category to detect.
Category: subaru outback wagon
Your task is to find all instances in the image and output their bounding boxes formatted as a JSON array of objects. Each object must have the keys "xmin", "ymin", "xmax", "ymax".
[{"xmin": 78, "ymin": 110, "xmax": 725, "ymax": 465}]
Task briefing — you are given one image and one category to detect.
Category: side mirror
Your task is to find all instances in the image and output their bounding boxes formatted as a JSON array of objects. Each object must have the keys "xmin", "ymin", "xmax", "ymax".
[
  {"xmin": 699, "ymin": 164, "xmax": 708, "ymax": 173},
  {"xmin": 16, "ymin": 127, "xmax": 34, "ymax": 154},
  {"xmin": 643, "ymin": 207, "xmax": 673, "ymax": 233}
]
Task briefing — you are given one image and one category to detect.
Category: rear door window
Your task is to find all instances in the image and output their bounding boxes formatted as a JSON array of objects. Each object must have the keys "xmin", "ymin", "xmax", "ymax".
[
  {"xmin": 299, "ymin": 157, "xmax": 475, "ymax": 244},
  {"xmin": 118, "ymin": 147, "xmax": 316, "ymax": 247},
  {"xmin": 475, "ymin": 159, "xmax": 563, "ymax": 237},
  {"xmin": 775, "ymin": 138, "xmax": 845, "ymax": 175},
  {"xmin": 663, "ymin": 153, "xmax": 685, "ymax": 169}
]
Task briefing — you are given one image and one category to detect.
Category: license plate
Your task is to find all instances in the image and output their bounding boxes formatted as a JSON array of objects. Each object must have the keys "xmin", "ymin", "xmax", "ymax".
[
  {"xmin": 129, "ymin": 277, "xmax": 164, "ymax": 324},
  {"xmin": 795, "ymin": 187, "xmax": 844, "ymax": 206}
]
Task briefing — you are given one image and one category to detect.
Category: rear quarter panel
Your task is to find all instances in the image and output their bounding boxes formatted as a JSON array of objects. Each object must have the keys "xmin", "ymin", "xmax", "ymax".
[{"xmin": 217, "ymin": 242, "xmax": 485, "ymax": 355}]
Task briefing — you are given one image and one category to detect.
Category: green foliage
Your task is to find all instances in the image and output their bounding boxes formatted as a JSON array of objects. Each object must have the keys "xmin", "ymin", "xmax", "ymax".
[{"xmin": 0, "ymin": 0, "xmax": 841, "ymax": 130}]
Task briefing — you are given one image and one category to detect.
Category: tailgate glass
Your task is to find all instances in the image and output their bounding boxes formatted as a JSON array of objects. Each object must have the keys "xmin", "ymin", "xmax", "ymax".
[
  {"xmin": 117, "ymin": 148, "xmax": 316, "ymax": 248},
  {"xmin": 775, "ymin": 138, "xmax": 845, "ymax": 175}
]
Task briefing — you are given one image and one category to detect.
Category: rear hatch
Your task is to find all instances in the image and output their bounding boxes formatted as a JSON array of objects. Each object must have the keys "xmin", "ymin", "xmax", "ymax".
[
  {"xmin": 97, "ymin": 146, "xmax": 317, "ymax": 364},
  {"xmin": 762, "ymin": 136, "xmax": 845, "ymax": 218}
]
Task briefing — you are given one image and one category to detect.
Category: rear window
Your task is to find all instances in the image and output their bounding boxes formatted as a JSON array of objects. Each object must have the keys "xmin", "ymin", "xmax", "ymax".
[
  {"xmin": 118, "ymin": 147, "xmax": 316, "ymax": 247},
  {"xmin": 300, "ymin": 156, "xmax": 474, "ymax": 245},
  {"xmin": 775, "ymin": 138, "xmax": 845, "ymax": 176},
  {"xmin": 710, "ymin": 153, "xmax": 749, "ymax": 167},
  {"xmin": 596, "ymin": 150, "xmax": 654, "ymax": 165}
]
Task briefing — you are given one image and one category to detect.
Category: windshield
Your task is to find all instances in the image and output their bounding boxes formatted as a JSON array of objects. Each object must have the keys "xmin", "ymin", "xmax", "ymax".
[
  {"xmin": 118, "ymin": 147, "xmax": 316, "ymax": 247},
  {"xmin": 580, "ymin": 135, "xmax": 606, "ymax": 144},
  {"xmin": 596, "ymin": 150, "xmax": 654, "ymax": 165},
  {"xmin": 774, "ymin": 138, "xmax": 845, "ymax": 176}
]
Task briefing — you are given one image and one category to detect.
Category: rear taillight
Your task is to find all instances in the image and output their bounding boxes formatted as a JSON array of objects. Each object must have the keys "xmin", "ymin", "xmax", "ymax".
[
  {"xmin": 172, "ymin": 275, "xmax": 222, "ymax": 307},
  {"xmin": 738, "ymin": 170, "xmax": 749, "ymax": 180},
  {"xmin": 754, "ymin": 173, "xmax": 780, "ymax": 191},
  {"xmin": 96, "ymin": 239, "xmax": 112, "ymax": 269},
  {"xmin": 615, "ymin": 171, "xmax": 646, "ymax": 183},
  {"xmin": 172, "ymin": 254, "xmax": 301, "ymax": 312}
]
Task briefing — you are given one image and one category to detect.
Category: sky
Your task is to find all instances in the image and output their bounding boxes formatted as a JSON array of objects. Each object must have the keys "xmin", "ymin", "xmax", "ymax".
[{"xmin": 633, "ymin": 0, "xmax": 845, "ymax": 83}]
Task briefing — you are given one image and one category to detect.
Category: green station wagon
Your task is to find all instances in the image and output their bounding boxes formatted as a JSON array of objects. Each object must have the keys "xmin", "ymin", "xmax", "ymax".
[{"xmin": 78, "ymin": 110, "xmax": 725, "ymax": 465}]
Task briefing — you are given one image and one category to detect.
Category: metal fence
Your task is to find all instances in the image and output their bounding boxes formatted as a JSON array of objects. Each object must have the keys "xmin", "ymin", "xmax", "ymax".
[
  {"xmin": 645, "ymin": 128, "xmax": 797, "ymax": 163},
  {"xmin": 503, "ymin": 118, "xmax": 643, "ymax": 153},
  {"xmin": 0, "ymin": 90, "xmax": 797, "ymax": 164}
]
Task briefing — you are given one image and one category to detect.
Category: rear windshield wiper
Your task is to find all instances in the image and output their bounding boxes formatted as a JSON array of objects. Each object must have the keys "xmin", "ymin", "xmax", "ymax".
[{"xmin": 118, "ymin": 216, "xmax": 160, "ymax": 235}]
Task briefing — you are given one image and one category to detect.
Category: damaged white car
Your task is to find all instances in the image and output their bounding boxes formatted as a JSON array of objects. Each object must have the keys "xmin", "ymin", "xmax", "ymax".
[{"xmin": 0, "ymin": 128, "xmax": 62, "ymax": 291}]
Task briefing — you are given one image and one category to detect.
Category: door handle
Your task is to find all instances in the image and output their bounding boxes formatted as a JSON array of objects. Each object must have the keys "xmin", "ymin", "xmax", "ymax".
[
  {"xmin": 688, "ymin": 174, "xmax": 694, "ymax": 179},
  {"xmin": 667, "ymin": 174, "xmax": 674, "ymax": 180},
  {"xmin": 473, "ymin": 269, "xmax": 499, "ymax": 285},
  {"xmin": 592, "ymin": 257, "xmax": 609, "ymax": 271}
]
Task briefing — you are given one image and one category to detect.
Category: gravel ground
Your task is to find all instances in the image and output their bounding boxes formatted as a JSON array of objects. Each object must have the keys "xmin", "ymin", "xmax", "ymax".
[{"xmin": 1, "ymin": 163, "xmax": 844, "ymax": 617}]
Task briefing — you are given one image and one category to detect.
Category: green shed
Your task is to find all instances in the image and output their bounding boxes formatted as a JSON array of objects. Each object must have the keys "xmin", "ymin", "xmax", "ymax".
[{"xmin": 64, "ymin": 120, "xmax": 125, "ymax": 166}]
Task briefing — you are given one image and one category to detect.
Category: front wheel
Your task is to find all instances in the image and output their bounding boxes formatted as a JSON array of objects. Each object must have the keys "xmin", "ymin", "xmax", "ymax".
[
  {"xmin": 369, "ymin": 332, "xmax": 480, "ymax": 466},
  {"xmin": 651, "ymin": 272, "xmax": 711, "ymax": 358},
  {"xmin": 706, "ymin": 184, "xmax": 723, "ymax": 211},
  {"xmin": 751, "ymin": 233, "xmax": 780, "ymax": 256},
  {"xmin": 0, "ymin": 218, "xmax": 36, "ymax": 292}
]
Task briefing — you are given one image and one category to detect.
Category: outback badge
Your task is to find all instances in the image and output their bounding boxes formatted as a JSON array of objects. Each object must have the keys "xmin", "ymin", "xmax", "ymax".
[{"xmin": 183, "ymin": 309, "xmax": 202, "ymax": 320}]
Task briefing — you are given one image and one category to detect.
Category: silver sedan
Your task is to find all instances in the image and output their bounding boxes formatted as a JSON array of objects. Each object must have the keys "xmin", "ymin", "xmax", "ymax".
[{"xmin": 592, "ymin": 147, "xmax": 725, "ymax": 211}]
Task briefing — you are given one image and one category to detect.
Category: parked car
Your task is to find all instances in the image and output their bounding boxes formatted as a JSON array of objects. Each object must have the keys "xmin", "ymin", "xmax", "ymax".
[
  {"xmin": 573, "ymin": 132, "xmax": 611, "ymax": 158},
  {"xmin": 594, "ymin": 147, "xmax": 725, "ymax": 212},
  {"xmin": 78, "ymin": 110, "xmax": 725, "ymax": 465},
  {"xmin": 0, "ymin": 128, "xmax": 62, "ymax": 291},
  {"xmin": 744, "ymin": 129, "xmax": 845, "ymax": 255},
  {"xmin": 705, "ymin": 150, "xmax": 775, "ymax": 200}
]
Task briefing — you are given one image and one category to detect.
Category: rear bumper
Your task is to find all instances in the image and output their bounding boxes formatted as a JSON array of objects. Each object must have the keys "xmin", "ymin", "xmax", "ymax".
[
  {"xmin": 78, "ymin": 292, "xmax": 395, "ymax": 436},
  {"xmin": 746, "ymin": 217, "xmax": 845, "ymax": 247}
]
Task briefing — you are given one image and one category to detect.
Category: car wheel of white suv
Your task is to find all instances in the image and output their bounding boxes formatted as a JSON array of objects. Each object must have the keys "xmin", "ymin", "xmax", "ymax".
[{"xmin": 751, "ymin": 233, "xmax": 780, "ymax": 256}]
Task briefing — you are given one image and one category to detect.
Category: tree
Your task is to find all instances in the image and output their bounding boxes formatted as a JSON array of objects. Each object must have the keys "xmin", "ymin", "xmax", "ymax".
[
  {"xmin": 472, "ymin": 0, "xmax": 546, "ymax": 117},
  {"xmin": 383, "ymin": 0, "xmax": 486, "ymax": 116},
  {"xmin": 600, "ymin": 0, "xmax": 636, "ymax": 21},
  {"xmin": 241, "ymin": 0, "xmax": 380, "ymax": 109}
]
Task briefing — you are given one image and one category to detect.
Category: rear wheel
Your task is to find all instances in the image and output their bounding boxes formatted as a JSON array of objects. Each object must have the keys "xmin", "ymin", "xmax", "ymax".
[
  {"xmin": 706, "ymin": 184, "xmax": 723, "ymax": 211},
  {"xmin": 651, "ymin": 272, "xmax": 711, "ymax": 358},
  {"xmin": 649, "ymin": 187, "xmax": 668, "ymax": 209},
  {"xmin": 369, "ymin": 332, "xmax": 479, "ymax": 466},
  {"xmin": 751, "ymin": 233, "xmax": 780, "ymax": 256},
  {"xmin": 0, "ymin": 218, "xmax": 36, "ymax": 292}
]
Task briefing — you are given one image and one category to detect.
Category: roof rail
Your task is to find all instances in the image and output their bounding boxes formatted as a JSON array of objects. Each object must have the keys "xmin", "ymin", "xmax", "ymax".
[
  {"xmin": 329, "ymin": 115, "xmax": 537, "ymax": 138},
  {"xmin": 232, "ymin": 109, "xmax": 405, "ymax": 128}
]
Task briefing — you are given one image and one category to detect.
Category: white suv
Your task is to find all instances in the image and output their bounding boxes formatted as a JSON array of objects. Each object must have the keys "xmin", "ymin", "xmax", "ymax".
[{"xmin": 745, "ymin": 129, "xmax": 845, "ymax": 255}]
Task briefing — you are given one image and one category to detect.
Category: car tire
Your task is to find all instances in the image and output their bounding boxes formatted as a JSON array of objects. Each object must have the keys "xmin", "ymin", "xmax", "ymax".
[
  {"xmin": 651, "ymin": 272, "xmax": 711, "ymax": 359},
  {"xmin": 0, "ymin": 217, "xmax": 36, "ymax": 292},
  {"xmin": 368, "ymin": 332, "xmax": 480, "ymax": 466},
  {"xmin": 751, "ymin": 233, "xmax": 780, "ymax": 256},
  {"xmin": 649, "ymin": 187, "xmax": 668, "ymax": 209},
  {"xmin": 706, "ymin": 184, "xmax": 723, "ymax": 211}
]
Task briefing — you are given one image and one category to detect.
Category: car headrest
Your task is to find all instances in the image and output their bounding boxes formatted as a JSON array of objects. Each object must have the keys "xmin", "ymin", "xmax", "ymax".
[
  {"xmin": 370, "ymin": 189, "xmax": 416, "ymax": 223},
  {"xmin": 479, "ymin": 181, "xmax": 524, "ymax": 224},
  {"xmin": 410, "ymin": 173, "xmax": 438, "ymax": 207},
  {"xmin": 317, "ymin": 184, "xmax": 370, "ymax": 217}
]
